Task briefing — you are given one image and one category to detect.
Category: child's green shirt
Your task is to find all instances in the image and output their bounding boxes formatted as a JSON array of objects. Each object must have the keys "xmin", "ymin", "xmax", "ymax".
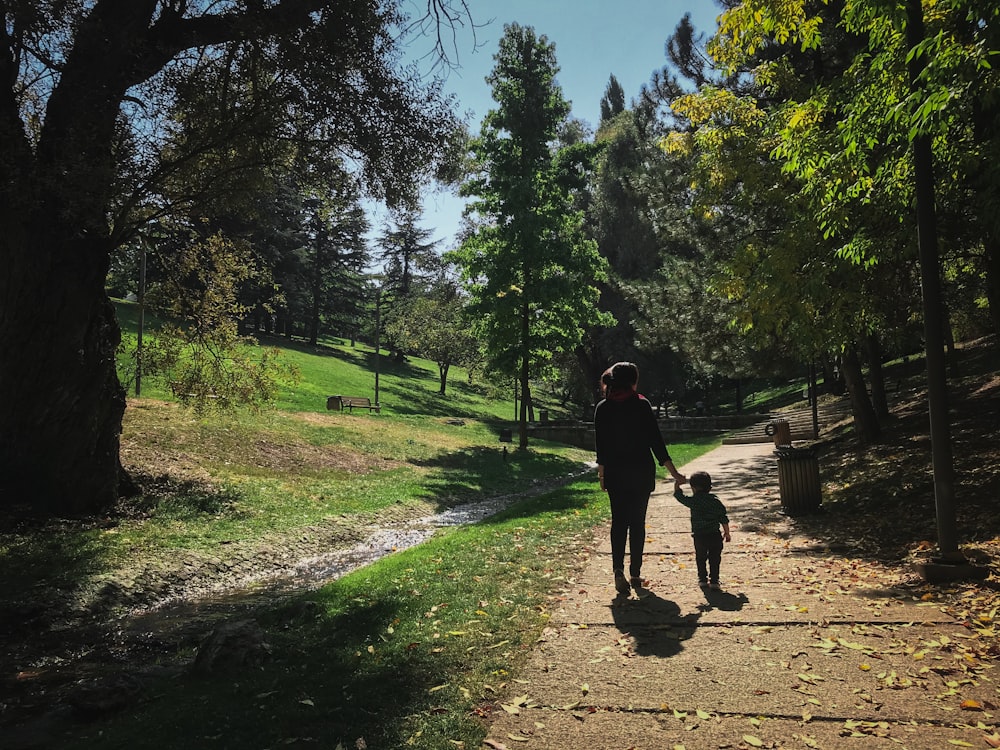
[{"xmin": 673, "ymin": 487, "xmax": 729, "ymax": 535}]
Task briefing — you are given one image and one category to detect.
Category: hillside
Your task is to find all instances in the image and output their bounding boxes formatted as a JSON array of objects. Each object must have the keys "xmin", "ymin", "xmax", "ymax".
[{"xmin": 799, "ymin": 337, "xmax": 1000, "ymax": 567}]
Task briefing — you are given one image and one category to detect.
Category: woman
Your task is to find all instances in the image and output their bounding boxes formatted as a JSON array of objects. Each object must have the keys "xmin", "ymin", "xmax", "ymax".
[{"xmin": 595, "ymin": 362, "xmax": 685, "ymax": 596}]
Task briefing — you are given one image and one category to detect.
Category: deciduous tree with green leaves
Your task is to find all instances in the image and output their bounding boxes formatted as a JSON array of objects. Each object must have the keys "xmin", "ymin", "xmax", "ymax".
[
  {"xmin": 0, "ymin": 1, "xmax": 465, "ymax": 516},
  {"xmin": 450, "ymin": 23, "xmax": 610, "ymax": 448},
  {"xmin": 698, "ymin": 0, "xmax": 1000, "ymax": 560},
  {"xmin": 383, "ymin": 284, "xmax": 478, "ymax": 395}
]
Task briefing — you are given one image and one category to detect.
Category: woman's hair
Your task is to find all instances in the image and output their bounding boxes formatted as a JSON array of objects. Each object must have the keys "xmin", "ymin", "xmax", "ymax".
[{"xmin": 601, "ymin": 361, "xmax": 639, "ymax": 395}]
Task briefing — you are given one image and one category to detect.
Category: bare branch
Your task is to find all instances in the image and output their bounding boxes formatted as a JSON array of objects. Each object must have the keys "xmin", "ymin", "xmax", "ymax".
[{"xmin": 402, "ymin": 0, "xmax": 491, "ymax": 76}]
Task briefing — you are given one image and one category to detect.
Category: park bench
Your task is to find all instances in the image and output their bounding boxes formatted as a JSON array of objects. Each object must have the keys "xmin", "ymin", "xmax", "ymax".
[
  {"xmin": 170, "ymin": 381, "xmax": 217, "ymax": 400},
  {"xmin": 326, "ymin": 395, "xmax": 380, "ymax": 413}
]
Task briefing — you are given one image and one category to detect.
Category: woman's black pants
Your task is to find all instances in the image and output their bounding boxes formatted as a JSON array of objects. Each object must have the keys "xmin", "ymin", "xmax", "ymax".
[{"xmin": 608, "ymin": 488, "xmax": 650, "ymax": 578}]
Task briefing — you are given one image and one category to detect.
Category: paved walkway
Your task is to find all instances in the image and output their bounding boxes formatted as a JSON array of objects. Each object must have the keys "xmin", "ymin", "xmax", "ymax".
[{"xmin": 484, "ymin": 443, "xmax": 997, "ymax": 749}]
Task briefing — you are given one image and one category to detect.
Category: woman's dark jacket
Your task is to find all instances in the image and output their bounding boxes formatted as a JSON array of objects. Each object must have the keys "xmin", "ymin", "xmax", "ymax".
[{"xmin": 594, "ymin": 393, "xmax": 671, "ymax": 494}]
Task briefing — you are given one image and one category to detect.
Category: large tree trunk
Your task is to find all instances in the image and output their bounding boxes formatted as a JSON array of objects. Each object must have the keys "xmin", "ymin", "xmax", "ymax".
[
  {"xmin": 841, "ymin": 345, "xmax": 881, "ymax": 444},
  {"xmin": 0, "ymin": 4, "xmax": 137, "ymax": 516},
  {"xmin": 1, "ymin": 230, "xmax": 126, "ymax": 516}
]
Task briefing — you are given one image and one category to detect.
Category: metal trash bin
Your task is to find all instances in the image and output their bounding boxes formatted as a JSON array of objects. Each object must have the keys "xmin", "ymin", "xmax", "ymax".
[
  {"xmin": 774, "ymin": 446, "xmax": 821, "ymax": 515},
  {"xmin": 765, "ymin": 417, "xmax": 792, "ymax": 447}
]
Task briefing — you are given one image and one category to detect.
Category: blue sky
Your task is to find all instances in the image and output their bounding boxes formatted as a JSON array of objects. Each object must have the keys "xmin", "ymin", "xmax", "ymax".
[{"xmin": 369, "ymin": 0, "xmax": 725, "ymax": 251}]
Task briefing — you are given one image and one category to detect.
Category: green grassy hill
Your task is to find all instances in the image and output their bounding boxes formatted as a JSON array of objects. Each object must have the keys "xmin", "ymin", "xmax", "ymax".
[{"xmin": 113, "ymin": 299, "xmax": 522, "ymax": 420}]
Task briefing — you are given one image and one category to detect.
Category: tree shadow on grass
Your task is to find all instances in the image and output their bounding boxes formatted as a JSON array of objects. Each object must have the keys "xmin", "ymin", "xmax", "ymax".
[
  {"xmin": 412, "ymin": 446, "xmax": 588, "ymax": 511},
  {"xmin": 0, "ymin": 474, "xmax": 248, "ymax": 670},
  {"xmin": 15, "ymin": 591, "xmax": 463, "ymax": 749}
]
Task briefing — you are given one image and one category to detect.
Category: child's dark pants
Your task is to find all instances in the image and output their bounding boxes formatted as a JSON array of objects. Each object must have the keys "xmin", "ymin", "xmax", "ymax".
[{"xmin": 693, "ymin": 531, "xmax": 724, "ymax": 583}]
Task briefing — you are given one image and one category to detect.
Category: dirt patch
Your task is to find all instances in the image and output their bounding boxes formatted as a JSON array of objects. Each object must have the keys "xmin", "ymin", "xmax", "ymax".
[
  {"xmin": 121, "ymin": 400, "xmax": 403, "ymax": 476},
  {"xmin": 248, "ymin": 437, "xmax": 400, "ymax": 474}
]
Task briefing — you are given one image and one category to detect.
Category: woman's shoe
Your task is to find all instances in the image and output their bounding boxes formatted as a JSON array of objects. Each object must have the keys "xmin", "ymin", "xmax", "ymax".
[{"xmin": 614, "ymin": 570, "xmax": 630, "ymax": 595}]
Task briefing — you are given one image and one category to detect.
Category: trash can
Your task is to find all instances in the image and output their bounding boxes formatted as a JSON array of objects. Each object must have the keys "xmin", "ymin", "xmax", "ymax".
[
  {"xmin": 774, "ymin": 446, "xmax": 821, "ymax": 515},
  {"xmin": 539, "ymin": 409, "xmax": 549, "ymax": 423},
  {"xmin": 765, "ymin": 417, "xmax": 792, "ymax": 447},
  {"xmin": 499, "ymin": 428, "xmax": 513, "ymax": 443},
  {"xmin": 326, "ymin": 395, "xmax": 343, "ymax": 411}
]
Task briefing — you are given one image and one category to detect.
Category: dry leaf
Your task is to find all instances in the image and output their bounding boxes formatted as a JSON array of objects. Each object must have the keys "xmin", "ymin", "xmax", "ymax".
[{"xmin": 743, "ymin": 735, "xmax": 764, "ymax": 747}]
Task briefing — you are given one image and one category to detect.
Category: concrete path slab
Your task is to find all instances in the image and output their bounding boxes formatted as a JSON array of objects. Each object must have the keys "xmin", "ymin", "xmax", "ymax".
[{"xmin": 482, "ymin": 442, "xmax": 1000, "ymax": 749}]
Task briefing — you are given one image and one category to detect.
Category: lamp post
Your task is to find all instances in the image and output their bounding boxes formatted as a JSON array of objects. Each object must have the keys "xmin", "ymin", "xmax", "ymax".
[
  {"xmin": 374, "ymin": 284, "xmax": 381, "ymax": 408},
  {"xmin": 135, "ymin": 237, "xmax": 148, "ymax": 397}
]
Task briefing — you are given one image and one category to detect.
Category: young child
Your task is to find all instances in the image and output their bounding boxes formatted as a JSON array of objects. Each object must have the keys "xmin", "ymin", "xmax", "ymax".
[{"xmin": 674, "ymin": 471, "xmax": 731, "ymax": 590}]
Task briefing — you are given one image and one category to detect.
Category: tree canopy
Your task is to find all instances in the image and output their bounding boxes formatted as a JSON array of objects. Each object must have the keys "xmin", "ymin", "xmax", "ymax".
[{"xmin": 1, "ymin": 1, "xmax": 466, "ymax": 515}]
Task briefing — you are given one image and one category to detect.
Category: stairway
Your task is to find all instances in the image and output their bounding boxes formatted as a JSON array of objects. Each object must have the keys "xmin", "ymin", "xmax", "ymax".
[{"xmin": 722, "ymin": 398, "xmax": 852, "ymax": 445}]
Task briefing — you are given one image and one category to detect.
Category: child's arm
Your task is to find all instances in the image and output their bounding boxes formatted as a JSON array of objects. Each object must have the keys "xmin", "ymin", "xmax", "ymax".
[{"xmin": 722, "ymin": 522, "xmax": 731, "ymax": 543}]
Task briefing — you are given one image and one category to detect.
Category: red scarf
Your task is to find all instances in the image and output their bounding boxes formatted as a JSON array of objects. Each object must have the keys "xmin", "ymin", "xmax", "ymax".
[{"xmin": 606, "ymin": 389, "xmax": 637, "ymax": 402}]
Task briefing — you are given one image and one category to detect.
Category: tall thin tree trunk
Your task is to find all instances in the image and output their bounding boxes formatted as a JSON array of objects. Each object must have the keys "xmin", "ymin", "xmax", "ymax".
[
  {"xmin": 308, "ymin": 273, "xmax": 321, "ymax": 347},
  {"xmin": 519, "ymin": 300, "xmax": 530, "ymax": 450},
  {"xmin": 907, "ymin": 0, "xmax": 959, "ymax": 560}
]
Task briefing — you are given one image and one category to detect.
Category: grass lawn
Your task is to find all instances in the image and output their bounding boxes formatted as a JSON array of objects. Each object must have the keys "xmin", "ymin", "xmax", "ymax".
[{"xmin": 1, "ymin": 303, "xmax": 723, "ymax": 748}]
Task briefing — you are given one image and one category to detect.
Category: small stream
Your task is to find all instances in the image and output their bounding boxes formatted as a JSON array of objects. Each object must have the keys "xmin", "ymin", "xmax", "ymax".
[{"xmin": 121, "ymin": 468, "xmax": 592, "ymax": 639}]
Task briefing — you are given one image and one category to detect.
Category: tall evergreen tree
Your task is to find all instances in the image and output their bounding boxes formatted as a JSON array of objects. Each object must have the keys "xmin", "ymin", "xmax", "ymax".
[
  {"xmin": 375, "ymin": 211, "xmax": 441, "ymax": 303},
  {"xmin": 599, "ymin": 74, "xmax": 626, "ymax": 124},
  {"xmin": 451, "ymin": 23, "xmax": 610, "ymax": 448}
]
